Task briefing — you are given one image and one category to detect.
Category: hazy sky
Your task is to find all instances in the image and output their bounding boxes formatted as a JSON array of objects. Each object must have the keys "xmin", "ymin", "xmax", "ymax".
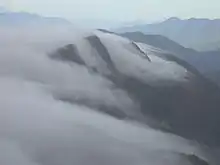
[{"xmin": 1, "ymin": 0, "xmax": 220, "ymax": 25}]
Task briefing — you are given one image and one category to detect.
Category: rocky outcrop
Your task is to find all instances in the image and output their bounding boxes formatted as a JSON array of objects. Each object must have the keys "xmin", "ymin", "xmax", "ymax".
[{"xmin": 50, "ymin": 44, "xmax": 86, "ymax": 65}]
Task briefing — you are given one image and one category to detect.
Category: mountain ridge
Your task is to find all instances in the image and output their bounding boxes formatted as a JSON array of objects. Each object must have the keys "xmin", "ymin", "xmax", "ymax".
[
  {"xmin": 115, "ymin": 17, "xmax": 220, "ymax": 51},
  {"xmin": 0, "ymin": 10, "xmax": 71, "ymax": 26}
]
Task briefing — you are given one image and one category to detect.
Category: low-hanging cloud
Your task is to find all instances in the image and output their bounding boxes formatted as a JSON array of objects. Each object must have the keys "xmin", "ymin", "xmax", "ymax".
[{"xmin": 0, "ymin": 25, "xmax": 209, "ymax": 165}]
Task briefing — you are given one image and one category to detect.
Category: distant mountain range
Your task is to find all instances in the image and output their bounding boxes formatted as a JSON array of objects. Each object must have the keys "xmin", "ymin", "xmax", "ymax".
[
  {"xmin": 0, "ymin": 8, "xmax": 71, "ymax": 26},
  {"xmin": 116, "ymin": 17, "xmax": 220, "ymax": 51}
]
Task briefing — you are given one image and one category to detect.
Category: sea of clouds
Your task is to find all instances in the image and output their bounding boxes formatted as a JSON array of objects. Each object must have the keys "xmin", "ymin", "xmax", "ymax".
[{"xmin": 0, "ymin": 26, "xmax": 209, "ymax": 165}]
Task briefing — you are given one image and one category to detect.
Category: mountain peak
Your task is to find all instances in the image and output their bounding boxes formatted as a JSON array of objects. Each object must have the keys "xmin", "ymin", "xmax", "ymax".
[{"xmin": 166, "ymin": 17, "xmax": 181, "ymax": 22}]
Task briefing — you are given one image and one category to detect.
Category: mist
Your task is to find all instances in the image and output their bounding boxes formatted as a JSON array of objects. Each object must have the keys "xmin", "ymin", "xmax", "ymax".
[{"xmin": 0, "ymin": 26, "xmax": 209, "ymax": 165}]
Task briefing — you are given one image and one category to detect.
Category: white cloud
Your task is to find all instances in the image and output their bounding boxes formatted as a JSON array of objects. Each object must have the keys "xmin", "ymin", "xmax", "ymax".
[{"xmin": 0, "ymin": 26, "xmax": 208, "ymax": 165}]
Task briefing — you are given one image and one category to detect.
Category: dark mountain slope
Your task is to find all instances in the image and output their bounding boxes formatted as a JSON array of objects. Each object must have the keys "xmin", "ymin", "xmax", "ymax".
[
  {"xmin": 51, "ymin": 44, "xmax": 86, "ymax": 65},
  {"xmin": 121, "ymin": 32, "xmax": 197, "ymax": 55}
]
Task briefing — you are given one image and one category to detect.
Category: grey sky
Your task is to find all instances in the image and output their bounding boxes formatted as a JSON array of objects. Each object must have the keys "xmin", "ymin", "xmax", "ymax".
[{"xmin": 1, "ymin": 0, "xmax": 220, "ymax": 25}]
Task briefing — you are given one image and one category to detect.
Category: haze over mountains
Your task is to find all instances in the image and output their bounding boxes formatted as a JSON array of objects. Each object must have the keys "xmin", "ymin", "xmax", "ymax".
[
  {"xmin": 0, "ymin": 6, "xmax": 8, "ymax": 13},
  {"xmin": 0, "ymin": 7, "xmax": 71, "ymax": 26},
  {"xmin": 0, "ymin": 8, "xmax": 220, "ymax": 165},
  {"xmin": 116, "ymin": 17, "xmax": 220, "ymax": 52}
]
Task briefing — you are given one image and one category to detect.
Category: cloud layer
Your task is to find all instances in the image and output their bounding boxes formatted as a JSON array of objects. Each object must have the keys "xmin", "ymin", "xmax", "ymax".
[{"xmin": 0, "ymin": 26, "xmax": 208, "ymax": 165}]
